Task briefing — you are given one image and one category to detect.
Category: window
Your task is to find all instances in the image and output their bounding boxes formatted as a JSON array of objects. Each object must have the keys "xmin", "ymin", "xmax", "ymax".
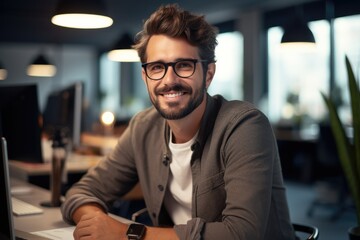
[
  {"xmin": 267, "ymin": 20, "xmax": 330, "ymax": 127},
  {"xmin": 208, "ymin": 31, "xmax": 244, "ymax": 100},
  {"xmin": 265, "ymin": 0, "xmax": 360, "ymax": 131},
  {"xmin": 99, "ymin": 54, "xmax": 120, "ymax": 114},
  {"xmin": 333, "ymin": 14, "xmax": 360, "ymax": 124},
  {"xmin": 99, "ymin": 54, "xmax": 148, "ymax": 119}
]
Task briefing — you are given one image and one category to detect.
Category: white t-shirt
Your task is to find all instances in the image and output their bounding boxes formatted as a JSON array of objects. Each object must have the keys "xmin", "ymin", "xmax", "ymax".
[{"xmin": 164, "ymin": 131, "xmax": 197, "ymax": 225}]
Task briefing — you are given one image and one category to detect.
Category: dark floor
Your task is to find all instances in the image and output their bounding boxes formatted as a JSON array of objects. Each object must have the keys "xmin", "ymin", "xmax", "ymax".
[{"xmin": 285, "ymin": 181, "xmax": 357, "ymax": 240}]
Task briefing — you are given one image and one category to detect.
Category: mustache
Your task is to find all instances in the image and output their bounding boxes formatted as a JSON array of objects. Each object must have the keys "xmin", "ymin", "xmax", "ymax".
[{"xmin": 155, "ymin": 84, "xmax": 192, "ymax": 94}]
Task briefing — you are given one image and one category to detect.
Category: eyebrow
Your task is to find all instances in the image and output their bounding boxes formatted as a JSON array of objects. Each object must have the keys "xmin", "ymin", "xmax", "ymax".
[{"xmin": 147, "ymin": 58, "xmax": 197, "ymax": 63}]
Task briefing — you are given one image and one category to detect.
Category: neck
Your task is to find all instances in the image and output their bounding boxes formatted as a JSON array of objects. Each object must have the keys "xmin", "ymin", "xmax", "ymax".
[{"xmin": 167, "ymin": 96, "xmax": 207, "ymax": 144}]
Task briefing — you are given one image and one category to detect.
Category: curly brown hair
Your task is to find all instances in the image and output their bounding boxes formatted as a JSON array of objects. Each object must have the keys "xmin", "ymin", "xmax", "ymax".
[{"xmin": 133, "ymin": 4, "xmax": 218, "ymax": 63}]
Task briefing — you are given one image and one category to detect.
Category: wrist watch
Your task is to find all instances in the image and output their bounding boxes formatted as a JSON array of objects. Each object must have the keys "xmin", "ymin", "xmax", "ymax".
[{"xmin": 126, "ymin": 223, "xmax": 146, "ymax": 240}]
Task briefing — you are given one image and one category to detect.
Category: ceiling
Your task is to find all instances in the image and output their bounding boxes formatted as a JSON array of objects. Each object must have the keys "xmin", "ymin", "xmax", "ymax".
[{"xmin": 0, "ymin": 0, "xmax": 311, "ymax": 51}]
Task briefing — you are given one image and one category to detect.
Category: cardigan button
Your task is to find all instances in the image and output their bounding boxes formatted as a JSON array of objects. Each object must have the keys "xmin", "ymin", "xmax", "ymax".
[
  {"xmin": 157, "ymin": 185, "xmax": 164, "ymax": 191},
  {"xmin": 152, "ymin": 212, "xmax": 156, "ymax": 218},
  {"xmin": 162, "ymin": 154, "xmax": 170, "ymax": 166}
]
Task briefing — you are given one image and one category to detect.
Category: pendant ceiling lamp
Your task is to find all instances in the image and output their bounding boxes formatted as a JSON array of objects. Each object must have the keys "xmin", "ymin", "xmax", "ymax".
[
  {"xmin": 51, "ymin": 0, "xmax": 113, "ymax": 29},
  {"xmin": 280, "ymin": 7, "xmax": 316, "ymax": 50},
  {"xmin": 281, "ymin": 18, "xmax": 316, "ymax": 45},
  {"xmin": 27, "ymin": 54, "xmax": 57, "ymax": 77},
  {"xmin": 107, "ymin": 33, "xmax": 140, "ymax": 62},
  {"xmin": 0, "ymin": 61, "xmax": 7, "ymax": 80}
]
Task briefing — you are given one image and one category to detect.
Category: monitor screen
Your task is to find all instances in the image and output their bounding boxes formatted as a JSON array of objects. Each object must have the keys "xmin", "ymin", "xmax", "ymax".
[
  {"xmin": 0, "ymin": 84, "xmax": 43, "ymax": 163},
  {"xmin": 42, "ymin": 82, "xmax": 83, "ymax": 148}
]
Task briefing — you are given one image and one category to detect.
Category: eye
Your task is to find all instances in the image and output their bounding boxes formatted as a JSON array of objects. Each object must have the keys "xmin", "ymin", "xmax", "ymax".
[
  {"xmin": 147, "ymin": 63, "xmax": 165, "ymax": 73},
  {"xmin": 176, "ymin": 61, "xmax": 193, "ymax": 70}
]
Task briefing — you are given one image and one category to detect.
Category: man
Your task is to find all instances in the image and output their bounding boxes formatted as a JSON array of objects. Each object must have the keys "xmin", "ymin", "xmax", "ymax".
[{"xmin": 61, "ymin": 4, "xmax": 295, "ymax": 240}]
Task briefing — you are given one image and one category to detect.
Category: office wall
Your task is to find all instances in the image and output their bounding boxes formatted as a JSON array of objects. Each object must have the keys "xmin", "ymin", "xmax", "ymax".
[{"xmin": 0, "ymin": 43, "xmax": 98, "ymax": 130}]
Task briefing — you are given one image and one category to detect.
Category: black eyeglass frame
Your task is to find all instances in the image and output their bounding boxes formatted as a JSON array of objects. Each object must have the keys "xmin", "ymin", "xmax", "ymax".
[{"xmin": 141, "ymin": 58, "xmax": 208, "ymax": 80}]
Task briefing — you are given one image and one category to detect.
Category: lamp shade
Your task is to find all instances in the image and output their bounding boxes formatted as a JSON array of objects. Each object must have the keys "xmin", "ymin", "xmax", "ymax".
[
  {"xmin": 27, "ymin": 54, "xmax": 57, "ymax": 77},
  {"xmin": 107, "ymin": 33, "xmax": 140, "ymax": 62},
  {"xmin": 51, "ymin": 0, "xmax": 113, "ymax": 29},
  {"xmin": 281, "ymin": 18, "xmax": 316, "ymax": 48},
  {"xmin": 0, "ymin": 61, "xmax": 7, "ymax": 80}
]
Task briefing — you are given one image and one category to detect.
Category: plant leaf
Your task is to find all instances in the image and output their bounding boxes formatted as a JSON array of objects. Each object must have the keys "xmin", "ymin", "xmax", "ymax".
[
  {"xmin": 345, "ymin": 56, "xmax": 360, "ymax": 222},
  {"xmin": 321, "ymin": 91, "xmax": 360, "ymax": 223},
  {"xmin": 346, "ymin": 56, "xmax": 360, "ymax": 185}
]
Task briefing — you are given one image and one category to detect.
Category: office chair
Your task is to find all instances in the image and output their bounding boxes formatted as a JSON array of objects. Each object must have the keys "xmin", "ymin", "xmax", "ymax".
[
  {"xmin": 293, "ymin": 223, "xmax": 319, "ymax": 240},
  {"xmin": 131, "ymin": 209, "xmax": 319, "ymax": 240}
]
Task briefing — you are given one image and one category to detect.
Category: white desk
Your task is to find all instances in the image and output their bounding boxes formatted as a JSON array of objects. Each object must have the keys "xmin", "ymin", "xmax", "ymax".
[{"xmin": 10, "ymin": 178, "xmax": 132, "ymax": 235}]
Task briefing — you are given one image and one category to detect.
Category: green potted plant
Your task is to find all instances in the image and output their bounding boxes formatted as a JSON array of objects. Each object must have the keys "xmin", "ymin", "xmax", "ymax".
[{"xmin": 321, "ymin": 56, "xmax": 360, "ymax": 239}]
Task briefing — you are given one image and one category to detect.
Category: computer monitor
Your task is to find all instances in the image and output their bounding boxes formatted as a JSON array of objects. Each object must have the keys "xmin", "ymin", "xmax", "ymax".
[
  {"xmin": 42, "ymin": 82, "xmax": 83, "ymax": 148},
  {"xmin": 0, "ymin": 84, "xmax": 43, "ymax": 163}
]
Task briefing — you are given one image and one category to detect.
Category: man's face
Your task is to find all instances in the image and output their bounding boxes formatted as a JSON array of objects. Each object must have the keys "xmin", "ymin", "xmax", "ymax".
[{"xmin": 142, "ymin": 35, "xmax": 214, "ymax": 120}]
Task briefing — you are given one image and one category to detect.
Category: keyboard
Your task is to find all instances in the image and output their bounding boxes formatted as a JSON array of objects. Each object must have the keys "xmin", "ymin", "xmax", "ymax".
[{"xmin": 11, "ymin": 197, "xmax": 44, "ymax": 216}]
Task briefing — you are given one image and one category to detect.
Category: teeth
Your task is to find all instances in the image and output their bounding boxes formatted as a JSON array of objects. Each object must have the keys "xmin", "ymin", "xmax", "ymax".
[{"xmin": 164, "ymin": 92, "xmax": 183, "ymax": 98}]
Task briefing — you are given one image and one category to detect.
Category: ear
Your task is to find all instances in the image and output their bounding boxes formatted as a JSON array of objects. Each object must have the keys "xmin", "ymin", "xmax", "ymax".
[
  {"xmin": 141, "ymin": 68, "xmax": 148, "ymax": 85},
  {"xmin": 205, "ymin": 63, "xmax": 216, "ymax": 89}
]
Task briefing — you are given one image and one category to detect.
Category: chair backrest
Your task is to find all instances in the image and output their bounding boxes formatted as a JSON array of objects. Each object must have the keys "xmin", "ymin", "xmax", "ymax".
[{"xmin": 293, "ymin": 223, "xmax": 319, "ymax": 240}]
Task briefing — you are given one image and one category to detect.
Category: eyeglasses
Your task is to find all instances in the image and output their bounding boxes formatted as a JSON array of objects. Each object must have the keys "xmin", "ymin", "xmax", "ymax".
[{"xmin": 142, "ymin": 59, "xmax": 208, "ymax": 80}]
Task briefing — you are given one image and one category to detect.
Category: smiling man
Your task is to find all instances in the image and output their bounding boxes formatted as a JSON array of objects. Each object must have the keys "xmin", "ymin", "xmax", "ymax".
[{"xmin": 61, "ymin": 4, "xmax": 295, "ymax": 240}]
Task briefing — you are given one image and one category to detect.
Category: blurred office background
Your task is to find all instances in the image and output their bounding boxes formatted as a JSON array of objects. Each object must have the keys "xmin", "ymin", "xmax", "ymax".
[{"xmin": 0, "ymin": 0, "xmax": 359, "ymax": 239}]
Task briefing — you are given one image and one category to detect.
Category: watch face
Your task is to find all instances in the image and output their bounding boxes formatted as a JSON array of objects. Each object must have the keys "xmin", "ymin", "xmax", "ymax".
[{"xmin": 126, "ymin": 224, "xmax": 146, "ymax": 239}]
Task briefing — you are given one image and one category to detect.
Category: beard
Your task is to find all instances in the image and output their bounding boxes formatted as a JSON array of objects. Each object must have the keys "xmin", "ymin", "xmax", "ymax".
[{"xmin": 149, "ymin": 79, "xmax": 206, "ymax": 120}]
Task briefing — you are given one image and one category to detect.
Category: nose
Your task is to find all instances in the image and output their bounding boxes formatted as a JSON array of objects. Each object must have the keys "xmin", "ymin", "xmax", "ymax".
[{"xmin": 161, "ymin": 65, "xmax": 178, "ymax": 85}]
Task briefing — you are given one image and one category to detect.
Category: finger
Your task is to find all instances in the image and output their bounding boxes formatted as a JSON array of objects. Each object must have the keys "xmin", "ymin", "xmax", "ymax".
[{"xmin": 74, "ymin": 225, "xmax": 93, "ymax": 240}]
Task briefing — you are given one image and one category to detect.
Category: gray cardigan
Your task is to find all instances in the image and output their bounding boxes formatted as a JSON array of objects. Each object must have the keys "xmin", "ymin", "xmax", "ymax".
[{"xmin": 61, "ymin": 94, "xmax": 295, "ymax": 240}]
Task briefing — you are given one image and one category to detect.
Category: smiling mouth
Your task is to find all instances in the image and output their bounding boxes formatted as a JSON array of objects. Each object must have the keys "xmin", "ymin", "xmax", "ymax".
[
  {"xmin": 163, "ymin": 91, "xmax": 185, "ymax": 98},
  {"xmin": 156, "ymin": 84, "xmax": 191, "ymax": 100}
]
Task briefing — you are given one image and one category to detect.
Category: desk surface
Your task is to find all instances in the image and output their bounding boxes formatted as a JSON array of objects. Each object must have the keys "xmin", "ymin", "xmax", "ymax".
[
  {"xmin": 10, "ymin": 152, "xmax": 144, "ymax": 200},
  {"xmin": 9, "ymin": 153, "xmax": 104, "ymax": 179},
  {"xmin": 11, "ymin": 178, "xmax": 70, "ymax": 232},
  {"xmin": 10, "ymin": 178, "xmax": 132, "ymax": 235}
]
